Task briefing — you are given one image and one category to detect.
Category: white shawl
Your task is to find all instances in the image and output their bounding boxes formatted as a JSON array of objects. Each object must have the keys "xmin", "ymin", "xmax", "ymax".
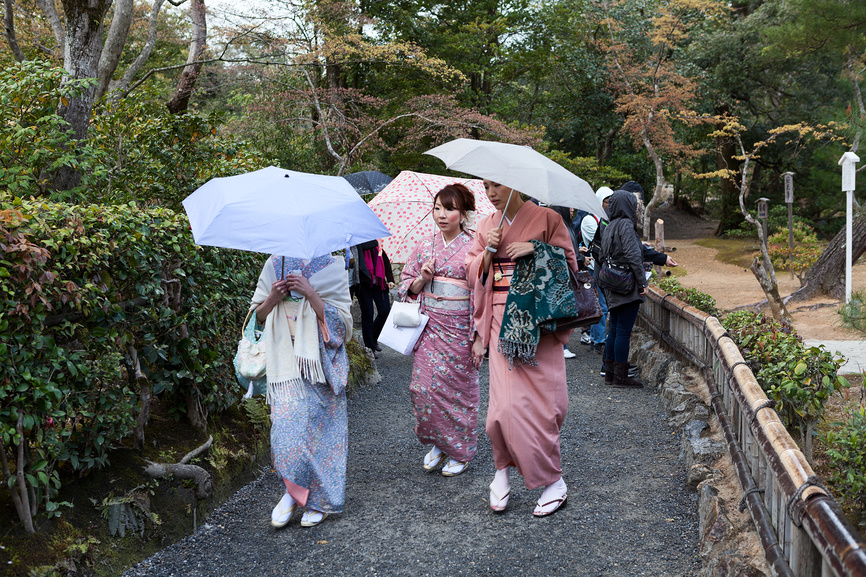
[{"xmin": 250, "ymin": 255, "xmax": 352, "ymax": 403}]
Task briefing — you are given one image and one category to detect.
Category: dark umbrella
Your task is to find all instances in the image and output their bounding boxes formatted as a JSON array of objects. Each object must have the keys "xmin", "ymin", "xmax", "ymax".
[{"xmin": 343, "ymin": 170, "xmax": 394, "ymax": 196}]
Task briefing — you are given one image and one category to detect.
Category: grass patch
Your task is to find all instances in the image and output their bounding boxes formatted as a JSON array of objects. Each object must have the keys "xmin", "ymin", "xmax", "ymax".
[{"xmin": 695, "ymin": 237, "xmax": 760, "ymax": 268}]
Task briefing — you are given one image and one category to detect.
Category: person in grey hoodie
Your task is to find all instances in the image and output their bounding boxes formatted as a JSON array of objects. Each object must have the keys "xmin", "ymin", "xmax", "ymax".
[{"xmin": 599, "ymin": 190, "xmax": 672, "ymax": 387}]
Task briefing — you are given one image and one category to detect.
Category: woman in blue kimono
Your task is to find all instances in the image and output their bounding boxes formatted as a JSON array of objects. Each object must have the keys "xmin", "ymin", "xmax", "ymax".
[{"xmin": 251, "ymin": 253, "xmax": 352, "ymax": 528}]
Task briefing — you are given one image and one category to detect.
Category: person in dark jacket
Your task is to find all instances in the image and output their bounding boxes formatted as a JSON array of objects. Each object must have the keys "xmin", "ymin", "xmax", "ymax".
[
  {"xmin": 599, "ymin": 190, "xmax": 676, "ymax": 387},
  {"xmin": 351, "ymin": 240, "xmax": 394, "ymax": 355}
]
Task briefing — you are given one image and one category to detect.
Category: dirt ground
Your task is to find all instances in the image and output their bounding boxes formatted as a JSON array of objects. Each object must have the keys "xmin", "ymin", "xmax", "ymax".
[{"xmin": 650, "ymin": 207, "xmax": 866, "ymax": 341}]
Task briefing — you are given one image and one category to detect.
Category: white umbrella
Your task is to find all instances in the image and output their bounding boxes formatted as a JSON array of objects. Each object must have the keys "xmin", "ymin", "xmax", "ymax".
[
  {"xmin": 182, "ymin": 166, "xmax": 391, "ymax": 260},
  {"xmin": 424, "ymin": 138, "xmax": 606, "ymax": 219}
]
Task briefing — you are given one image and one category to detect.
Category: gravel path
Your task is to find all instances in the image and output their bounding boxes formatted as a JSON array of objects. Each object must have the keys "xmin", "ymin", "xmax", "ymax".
[{"xmin": 123, "ymin": 334, "xmax": 699, "ymax": 577}]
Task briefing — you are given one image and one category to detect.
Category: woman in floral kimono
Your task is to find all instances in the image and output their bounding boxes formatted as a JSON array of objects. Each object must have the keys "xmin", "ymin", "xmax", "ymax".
[
  {"xmin": 398, "ymin": 184, "xmax": 480, "ymax": 477},
  {"xmin": 251, "ymin": 253, "xmax": 352, "ymax": 529},
  {"xmin": 466, "ymin": 181, "xmax": 579, "ymax": 518}
]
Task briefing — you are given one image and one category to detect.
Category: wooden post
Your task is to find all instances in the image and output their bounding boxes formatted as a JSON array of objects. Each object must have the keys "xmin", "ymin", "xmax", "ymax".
[{"xmin": 655, "ymin": 218, "xmax": 665, "ymax": 252}]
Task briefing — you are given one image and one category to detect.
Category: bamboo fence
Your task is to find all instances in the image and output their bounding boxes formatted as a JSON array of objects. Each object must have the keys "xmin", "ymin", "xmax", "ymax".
[{"xmin": 638, "ymin": 285, "xmax": 866, "ymax": 577}]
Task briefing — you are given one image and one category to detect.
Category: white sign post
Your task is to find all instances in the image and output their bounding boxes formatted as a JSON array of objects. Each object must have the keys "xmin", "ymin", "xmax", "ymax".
[{"xmin": 838, "ymin": 151, "xmax": 860, "ymax": 303}]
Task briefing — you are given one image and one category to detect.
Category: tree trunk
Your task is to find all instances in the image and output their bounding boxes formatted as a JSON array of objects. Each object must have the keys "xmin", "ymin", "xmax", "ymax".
[
  {"xmin": 714, "ymin": 106, "xmax": 742, "ymax": 235},
  {"xmin": 112, "ymin": 0, "xmax": 166, "ymax": 98},
  {"xmin": 127, "ymin": 345, "xmax": 151, "ymax": 452},
  {"xmin": 35, "ymin": 0, "xmax": 64, "ymax": 53},
  {"xmin": 3, "ymin": 0, "xmax": 25, "ymax": 62},
  {"xmin": 53, "ymin": 0, "xmax": 112, "ymax": 191},
  {"xmin": 641, "ymin": 135, "xmax": 665, "ymax": 239},
  {"xmin": 597, "ymin": 128, "xmax": 616, "ymax": 166},
  {"xmin": 166, "ymin": 0, "xmax": 206, "ymax": 114},
  {"xmin": 185, "ymin": 389, "xmax": 208, "ymax": 431},
  {"xmin": 95, "ymin": 0, "xmax": 135, "ymax": 102},
  {"xmin": 789, "ymin": 209, "xmax": 866, "ymax": 301}
]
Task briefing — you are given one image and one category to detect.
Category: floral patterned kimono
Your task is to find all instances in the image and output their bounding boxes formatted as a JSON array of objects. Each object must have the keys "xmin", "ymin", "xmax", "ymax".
[
  {"xmin": 250, "ymin": 255, "xmax": 352, "ymax": 514},
  {"xmin": 398, "ymin": 231, "xmax": 480, "ymax": 462}
]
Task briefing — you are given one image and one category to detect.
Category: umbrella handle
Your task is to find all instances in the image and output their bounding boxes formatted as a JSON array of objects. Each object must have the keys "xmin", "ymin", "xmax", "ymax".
[{"xmin": 497, "ymin": 188, "xmax": 514, "ymax": 228}]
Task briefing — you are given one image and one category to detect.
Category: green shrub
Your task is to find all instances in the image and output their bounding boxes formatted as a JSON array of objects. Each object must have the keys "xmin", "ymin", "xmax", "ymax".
[
  {"xmin": 0, "ymin": 61, "xmax": 104, "ymax": 198},
  {"xmin": 766, "ymin": 222, "xmax": 822, "ymax": 273},
  {"xmin": 839, "ymin": 290, "xmax": 866, "ymax": 335},
  {"xmin": 721, "ymin": 310, "xmax": 849, "ymax": 462},
  {"xmin": 822, "ymin": 403, "xmax": 866, "ymax": 527},
  {"xmin": 655, "ymin": 276, "xmax": 719, "ymax": 316},
  {"xmin": 0, "ymin": 198, "xmax": 260, "ymax": 531}
]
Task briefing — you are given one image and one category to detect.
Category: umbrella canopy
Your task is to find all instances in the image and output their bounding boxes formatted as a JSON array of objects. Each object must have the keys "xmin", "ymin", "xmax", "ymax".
[
  {"xmin": 367, "ymin": 170, "xmax": 495, "ymax": 263},
  {"xmin": 343, "ymin": 170, "xmax": 394, "ymax": 196},
  {"xmin": 424, "ymin": 138, "xmax": 605, "ymax": 218},
  {"xmin": 182, "ymin": 166, "xmax": 391, "ymax": 259}
]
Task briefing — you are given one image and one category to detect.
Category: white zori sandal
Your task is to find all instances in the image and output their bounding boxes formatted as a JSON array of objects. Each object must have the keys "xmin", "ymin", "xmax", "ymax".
[
  {"xmin": 271, "ymin": 493, "xmax": 297, "ymax": 528},
  {"xmin": 441, "ymin": 458, "xmax": 469, "ymax": 477},
  {"xmin": 489, "ymin": 468, "xmax": 511, "ymax": 512},
  {"xmin": 423, "ymin": 446, "xmax": 446, "ymax": 471},
  {"xmin": 533, "ymin": 478, "xmax": 568, "ymax": 517}
]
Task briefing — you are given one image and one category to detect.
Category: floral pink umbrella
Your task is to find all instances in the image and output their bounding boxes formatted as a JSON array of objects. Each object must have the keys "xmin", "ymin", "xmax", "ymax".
[{"xmin": 367, "ymin": 170, "xmax": 494, "ymax": 263}]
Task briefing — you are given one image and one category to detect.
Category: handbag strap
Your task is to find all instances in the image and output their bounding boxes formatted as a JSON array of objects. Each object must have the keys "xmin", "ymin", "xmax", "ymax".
[{"xmin": 242, "ymin": 308, "xmax": 255, "ymax": 340}]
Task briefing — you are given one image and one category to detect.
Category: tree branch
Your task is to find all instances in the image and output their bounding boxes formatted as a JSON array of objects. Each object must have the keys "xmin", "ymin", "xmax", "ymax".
[
  {"xmin": 34, "ymin": 0, "xmax": 63, "ymax": 53},
  {"xmin": 112, "ymin": 0, "xmax": 166, "ymax": 99},
  {"xmin": 96, "ymin": 0, "xmax": 135, "ymax": 102}
]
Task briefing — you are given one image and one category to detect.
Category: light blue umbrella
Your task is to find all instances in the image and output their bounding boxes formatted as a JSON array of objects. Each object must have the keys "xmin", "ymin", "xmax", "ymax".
[{"xmin": 182, "ymin": 166, "xmax": 391, "ymax": 260}]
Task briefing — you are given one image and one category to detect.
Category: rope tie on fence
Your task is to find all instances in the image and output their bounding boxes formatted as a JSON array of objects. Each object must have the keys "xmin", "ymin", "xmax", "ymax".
[
  {"xmin": 787, "ymin": 475, "xmax": 829, "ymax": 527},
  {"xmin": 750, "ymin": 400, "xmax": 776, "ymax": 424},
  {"xmin": 710, "ymin": 391, "xmax": 724, "ymax": 402},
  {"xmin": 728, "ymin": 360, "xmax": 749, "ymax": 373},
  {"xmin": 739, "ymin": 486, "xmax": 766, "ymax": 512}
]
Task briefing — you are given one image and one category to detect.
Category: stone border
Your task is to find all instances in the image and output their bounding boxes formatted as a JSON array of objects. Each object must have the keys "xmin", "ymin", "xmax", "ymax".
[{"xmin": 631, "ymin": 329, "xmax": 771, "ymax": 577}]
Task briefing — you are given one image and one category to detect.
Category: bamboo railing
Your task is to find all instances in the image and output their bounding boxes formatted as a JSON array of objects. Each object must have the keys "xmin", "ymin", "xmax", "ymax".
[{"xmin": 638, "ymin": 286, "xmax": 866, "ymax": 577}]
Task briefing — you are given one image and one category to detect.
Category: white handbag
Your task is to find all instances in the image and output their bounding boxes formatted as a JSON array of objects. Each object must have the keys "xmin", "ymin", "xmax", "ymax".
[
  {"xmin": 390, "ymin": 300, "xmax": 423, "ymax": 327},
  {"xmin": 378, "ymin": 299, "xmax": 429, "ymax": 355},
  {"xmin": 234, "ymin": 310, "xmax": 266, "ymax": 380}
]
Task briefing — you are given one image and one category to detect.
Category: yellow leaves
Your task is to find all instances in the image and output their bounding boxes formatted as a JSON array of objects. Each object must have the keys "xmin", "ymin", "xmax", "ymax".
[{"xmin": 60, "ymin": 96, "xmax": 68, "ymax": 107}]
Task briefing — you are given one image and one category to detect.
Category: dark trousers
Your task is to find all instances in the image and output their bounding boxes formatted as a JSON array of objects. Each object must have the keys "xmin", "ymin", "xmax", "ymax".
[
  {"xmin": 354, "ymin": 283, "xmax": 391, "ymax": 349},
  {"xmin": 605, "ymin": 301, "xmax": 641, "ymax": 363}
]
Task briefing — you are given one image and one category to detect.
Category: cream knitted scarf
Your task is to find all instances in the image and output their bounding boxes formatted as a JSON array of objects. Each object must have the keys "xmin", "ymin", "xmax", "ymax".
[{"xmin": 250, "ymin": 255, "xmax": 352, "ymax": 404}]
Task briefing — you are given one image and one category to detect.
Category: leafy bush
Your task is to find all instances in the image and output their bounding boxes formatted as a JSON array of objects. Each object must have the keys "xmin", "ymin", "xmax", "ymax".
[
  {"xmin": 0, "ymin": 198, "xmax": 260, "ymax": 531},
  {"xmin": 721, "ymin": 310, "xmax": 849, "ymax": 462},
  {"xmin": 766, "ymin": 221, "xmax": 822, "ymax": 273},
  {"xmin": 0, "ymin": 61, "xmax": 104, "ymax": 198},
  {"xmin": 822, "ymin": 403, "xmax": 866, "ymax": 527},
  {"xmin": 655, "ymin": 276, "xmax": 719, "ymax": 316},
  {"xmin": 71, "ymin": 92, "xmax": 268, "ymax": 210}
]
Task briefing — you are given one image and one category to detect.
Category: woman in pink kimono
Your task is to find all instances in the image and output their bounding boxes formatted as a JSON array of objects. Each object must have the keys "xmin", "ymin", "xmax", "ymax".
[
  {"xmin": 398, "ymin": 184, "xmax": 480, "ymax": 477},
  {"xmin": 466, "ymin": 180, "xmax": 578, "ymax": 517}
]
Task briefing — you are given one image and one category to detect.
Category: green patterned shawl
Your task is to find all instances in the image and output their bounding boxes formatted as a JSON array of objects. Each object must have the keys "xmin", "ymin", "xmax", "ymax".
[{"xmin": 499, "ymin": 240, "xmax": 577, "ymax": 367}]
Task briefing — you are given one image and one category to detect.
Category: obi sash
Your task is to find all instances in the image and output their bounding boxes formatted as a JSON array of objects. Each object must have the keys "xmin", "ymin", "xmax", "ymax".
[{"xmin": 422, "ymin": 276, "xmax": 471, "ymax": 312}]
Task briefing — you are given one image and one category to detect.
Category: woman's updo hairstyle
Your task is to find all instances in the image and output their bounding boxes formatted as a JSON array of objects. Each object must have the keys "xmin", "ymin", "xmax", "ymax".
[{"xmin": 433, "ymin": 183, "xmax": 476, "ymax": 230}]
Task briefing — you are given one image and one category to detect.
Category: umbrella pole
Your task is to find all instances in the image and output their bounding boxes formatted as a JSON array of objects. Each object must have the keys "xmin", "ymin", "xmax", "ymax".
[
  {"xmin": 281, "ymin": 257, "xmax": 285, "ymax": 280},
  {"xmin": 497, "ymin": 188, "xmax": 514, "ymax": 228}
]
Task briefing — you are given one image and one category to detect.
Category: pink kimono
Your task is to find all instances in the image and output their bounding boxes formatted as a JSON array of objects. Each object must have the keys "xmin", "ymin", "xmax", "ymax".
[
  {"xmin": 465, "ymin": 201, "xmax": 579, "ymax": 490},
  {"xmin": 399, "ymin": 231, "xmax": 479, "ymax": 462}
]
